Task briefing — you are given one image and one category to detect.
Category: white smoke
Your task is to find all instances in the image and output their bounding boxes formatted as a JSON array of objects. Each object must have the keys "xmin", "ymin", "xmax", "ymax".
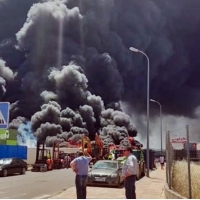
[
  {"xmin": 17, "ymin": 121, "xmax": 37, "ymax": 148},
  {"xmin": 121, "ymin": 101, "xmax": 200, "ymax": 150}
]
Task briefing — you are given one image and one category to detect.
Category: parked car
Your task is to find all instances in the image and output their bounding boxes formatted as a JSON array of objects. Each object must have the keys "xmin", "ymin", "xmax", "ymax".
[
  {"xmin": 0, "ymin": 158, "xmax": 27, "ymax": 177},
  {"xmin": 87, "ymin": 160, "xmax": 123, "ymax": 187}
]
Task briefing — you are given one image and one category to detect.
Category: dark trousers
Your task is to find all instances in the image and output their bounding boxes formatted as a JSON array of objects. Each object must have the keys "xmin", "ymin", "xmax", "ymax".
[
  {"xmin": 65, "ymin": 161, "xmax": 70, "ymax": 169},
  {"xmin": 124, "ymin": 175, "xmax": 136, "ymax": 199},
  {"xmin": 75, "ymin": 175, "xmax": 88, "ymax": 199}
]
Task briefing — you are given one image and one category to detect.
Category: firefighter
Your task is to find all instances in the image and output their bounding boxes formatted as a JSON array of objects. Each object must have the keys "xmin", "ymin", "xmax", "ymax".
[
  {"xmin": 46, "ymin": 151, "xmax": 53, "ymax": 170},
  {"xmin": 108, "ymin": 153, "xmax": 113, "ymax": 160},
  {"xmin": 46, "ymin": 151, "xmax": 51, "ymax": 159}
]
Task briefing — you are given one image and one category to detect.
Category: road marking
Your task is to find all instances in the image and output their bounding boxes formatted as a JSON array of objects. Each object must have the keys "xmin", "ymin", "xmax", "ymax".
[{"xmin": 32, "ymin": 194, "xmax": 50, "ymax": 199}]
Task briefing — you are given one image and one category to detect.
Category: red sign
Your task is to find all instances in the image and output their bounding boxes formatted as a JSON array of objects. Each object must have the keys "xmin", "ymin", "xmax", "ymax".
[{"xmin": 171, "ymin": 137, "xmax": 187, "ymax": 143}]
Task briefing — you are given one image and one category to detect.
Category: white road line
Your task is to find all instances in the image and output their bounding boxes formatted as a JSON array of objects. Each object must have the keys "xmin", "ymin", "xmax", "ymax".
[{"xmin": 32, "ymin": 194, "xmax": 50, "ymax": 199}]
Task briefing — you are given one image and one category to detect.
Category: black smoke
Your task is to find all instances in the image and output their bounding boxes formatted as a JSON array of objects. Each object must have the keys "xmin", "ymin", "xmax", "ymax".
[{"xmin": 0, "ymin": 0, "xmax": 199, "ymax": 146}]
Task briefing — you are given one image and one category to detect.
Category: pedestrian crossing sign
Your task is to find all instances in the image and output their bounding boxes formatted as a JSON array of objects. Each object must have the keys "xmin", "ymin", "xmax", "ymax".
[{"xmin": 0, "ymin": 102, "xmax": 10, "ymax": 129}]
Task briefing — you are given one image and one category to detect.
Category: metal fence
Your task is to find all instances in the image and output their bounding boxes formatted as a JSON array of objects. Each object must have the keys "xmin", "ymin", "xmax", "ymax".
[{"xmin": 166, "ymin": 124, "xmax": 200, "ymax": 199}]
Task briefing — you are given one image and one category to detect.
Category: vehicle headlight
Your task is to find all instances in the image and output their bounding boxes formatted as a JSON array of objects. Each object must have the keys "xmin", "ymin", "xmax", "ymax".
[{"xmin": 110, "ymin": 173, "xmax": 118, "ymax": 178}]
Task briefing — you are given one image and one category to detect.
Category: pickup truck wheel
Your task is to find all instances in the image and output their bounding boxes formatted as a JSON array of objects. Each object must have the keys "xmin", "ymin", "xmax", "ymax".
[{"xmin": 3, "ymin": 169, "xmax": 8, "ymax": 177}]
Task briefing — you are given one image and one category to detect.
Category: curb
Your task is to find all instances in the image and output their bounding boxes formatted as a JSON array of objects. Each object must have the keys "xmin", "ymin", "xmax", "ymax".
[{"xmin": 164, "ymin": 182, "xmax": 187, "ymax": 199}]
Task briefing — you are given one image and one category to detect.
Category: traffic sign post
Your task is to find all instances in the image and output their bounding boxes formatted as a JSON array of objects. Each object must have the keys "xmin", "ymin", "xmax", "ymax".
[{"xmin": 0, "ymin": 102, "xmax": 10, "ymax": 129}]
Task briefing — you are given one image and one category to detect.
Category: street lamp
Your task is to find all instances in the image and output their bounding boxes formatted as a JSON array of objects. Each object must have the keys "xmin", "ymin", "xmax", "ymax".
[
  {"xmin": 129, "ymin": 46, "xmax": 150, "ymax": 177},
  {"xmin": 150, "ymin": 99, "xmax": 163, "ymax": 154}
]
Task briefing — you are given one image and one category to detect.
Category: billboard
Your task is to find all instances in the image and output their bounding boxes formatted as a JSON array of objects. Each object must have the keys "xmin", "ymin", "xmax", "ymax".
[
  {"xmin": 0, "ymin": 129, "xmax": 17, "ymax": 145},
  {"xmin": 171, "ymin": 137, "xmax": 187, "ymax": 143}
]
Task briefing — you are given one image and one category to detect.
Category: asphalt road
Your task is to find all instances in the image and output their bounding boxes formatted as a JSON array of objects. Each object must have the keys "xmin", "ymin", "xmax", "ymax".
[{"xmin": 0, "ymin": 169, "xmax": 75, "ymax": 199}]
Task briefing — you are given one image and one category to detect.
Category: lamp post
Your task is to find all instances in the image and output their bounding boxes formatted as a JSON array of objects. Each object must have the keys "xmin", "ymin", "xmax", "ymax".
[
  {"xmin": 150, "ymin": 99, "xmax": 163, "ymax": 154},
  {"xmin": 129, "ymin": 47, "xmax": 150, "ymax": 177}
]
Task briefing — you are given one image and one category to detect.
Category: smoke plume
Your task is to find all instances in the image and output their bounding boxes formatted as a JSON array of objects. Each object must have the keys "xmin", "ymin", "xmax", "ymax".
[
  {"xmin": 9, "ymin": 116, "xmax": 26, "ymax": 130},
  {"xmin": 1, "ymin": 0, "xmax": 200, "ymax": 146}
]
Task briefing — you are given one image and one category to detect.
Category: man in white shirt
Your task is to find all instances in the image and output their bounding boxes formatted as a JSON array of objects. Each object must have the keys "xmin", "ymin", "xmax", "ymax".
[
  {"xmin": 122, "ymin": 147, "xmax": 138, "ymax": 199},
  {"xmin": 159, "ymin": 155, "xmax": 165, "ymax": 170}
]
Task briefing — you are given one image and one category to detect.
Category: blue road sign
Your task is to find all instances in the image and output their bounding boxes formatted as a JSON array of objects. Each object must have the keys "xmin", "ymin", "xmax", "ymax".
[{"xmin": 0, "ymin": 102, "xmax": 10, "ymax": 129}]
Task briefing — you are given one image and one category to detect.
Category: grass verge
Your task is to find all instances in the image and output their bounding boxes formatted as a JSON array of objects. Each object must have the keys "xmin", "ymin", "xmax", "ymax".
[{"xmin": 171, "ymin": 160, "xmax": 200, "ymax": 199}]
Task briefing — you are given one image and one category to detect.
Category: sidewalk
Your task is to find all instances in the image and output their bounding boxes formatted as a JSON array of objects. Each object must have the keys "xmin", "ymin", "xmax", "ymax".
[{"xmin": 51, "ymin": 167, "xmax": 166, "ymax": 199}]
